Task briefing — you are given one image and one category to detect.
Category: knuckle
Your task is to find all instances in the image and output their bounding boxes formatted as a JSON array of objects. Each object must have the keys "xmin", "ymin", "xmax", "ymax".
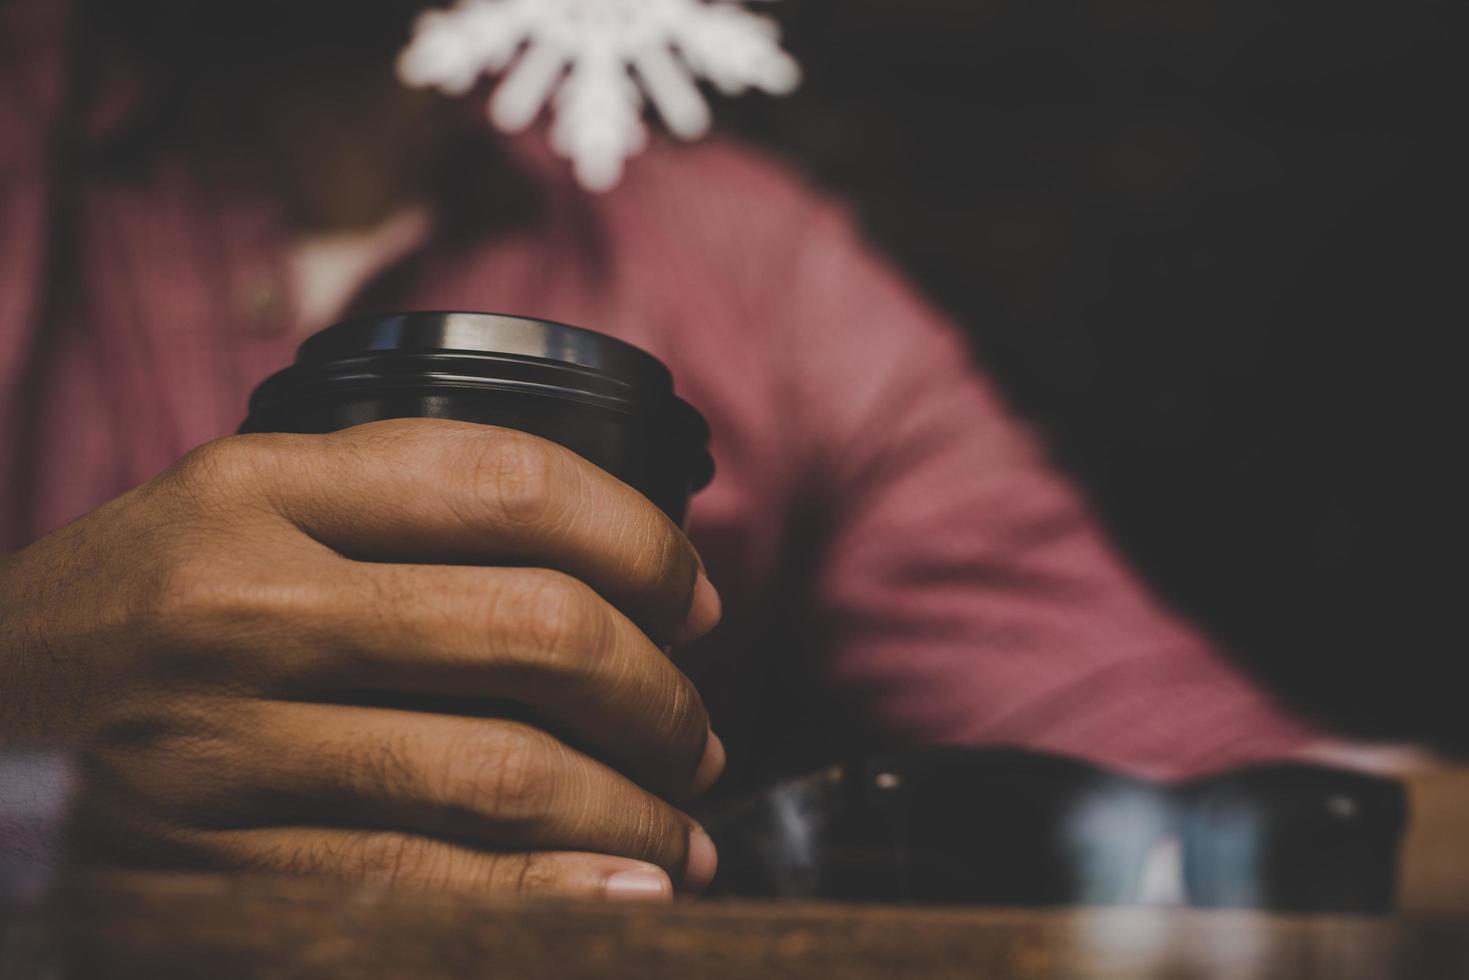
[
  {"xmin": 660, "ymin": 678, "xmax": 710, "ymax": 779},
  {"xmin": 335, "ymin": 416, "xmax": 457, "ymax": 448},
  {"xmin": 451, "ymin": 724, "xmax": 558, "ymax": 825},
  {"xmin": 612, "ymin": 521, "xmax": 697, "ymax": 635},
  {"xmin": 263, "ymin": 829, "xmax": 445, "ymax": 885},
  {"xmin": 144, "ymin": 557, "xmax": 259, "ymax": 631},
  {"xmin": 503, "ymin": 852, "xmax": 566, "ymax": 894},
  {"xmin": 350, "ymin": 731, "xmax": 424, "ymax": 805},
  {"xmin": 142, "ymin": 557, "xmax": 239, "ymax": 643},
  {"xmin": 502, "ymin": 571, "xmax": 609, "ymax": 669},
  {"xmin": 361, "ymin": 833, "xmax": 442, "ymax": 885},
  {"xmin": 627, "ymin": 795, "xmax": 681, "ymax": 869},
  {"xmin": 470, "ymin": 430, "xmax": 565, "ymax": 531},
  {"xmin": 138, "ymin": 557, "xmax": 312, "ymax": 687},
  {"xmin": 166, "ymin": 435, "xmax": 279, "ymax": 508},
  {"xmin": 642, "ymin": 525, "xmax": 696, "ymax": 605}
]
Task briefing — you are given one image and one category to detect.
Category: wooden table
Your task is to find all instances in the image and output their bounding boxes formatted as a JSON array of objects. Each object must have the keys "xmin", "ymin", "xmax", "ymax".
[{"xmin": 5, "ymin": 873, "xmax": 1468, "ymax": 980}]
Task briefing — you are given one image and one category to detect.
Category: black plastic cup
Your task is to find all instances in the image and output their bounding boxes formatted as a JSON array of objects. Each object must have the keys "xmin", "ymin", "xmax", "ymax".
[{"xmin": 241, "ymin": 312, "xmax": 715, "ymax": 525}]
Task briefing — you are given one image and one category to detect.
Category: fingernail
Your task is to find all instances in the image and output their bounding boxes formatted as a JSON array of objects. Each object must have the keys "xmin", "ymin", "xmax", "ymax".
[
  {"xmin": 605, "ymin": 867, "xmax": 673, "ymax": 901},
  {"xmin": 677, "ymin": 572, "xmax": 722, "ymax": 643},
  {"xmin": 691, "ymin": 730, "xmax": 726, "ymax": 795},
  {"xmin": 682, "ymin": 826, "xmax": 718, "ymax": 894}
]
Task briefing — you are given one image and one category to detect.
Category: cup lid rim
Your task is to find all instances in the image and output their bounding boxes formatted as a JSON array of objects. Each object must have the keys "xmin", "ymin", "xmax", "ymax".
[{"xmin": 297, "ymin": 312, "xmax": 674, "ymax": 391}]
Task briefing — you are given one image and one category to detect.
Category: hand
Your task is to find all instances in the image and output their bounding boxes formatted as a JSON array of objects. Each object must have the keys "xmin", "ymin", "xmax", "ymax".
[{"xmin": 0, "ymin": 419, "xmax": 724, "ymax": 900}]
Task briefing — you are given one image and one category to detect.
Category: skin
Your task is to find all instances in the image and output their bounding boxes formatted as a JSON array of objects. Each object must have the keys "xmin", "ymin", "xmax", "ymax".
[{"xmin": 0, "ymin": 421, "xmax": 725, "ymax": 899}]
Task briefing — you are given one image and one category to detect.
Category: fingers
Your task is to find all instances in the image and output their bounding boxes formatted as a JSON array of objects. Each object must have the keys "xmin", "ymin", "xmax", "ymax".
[
  {"xmin": 128, "ymin": 507, "xmax": 724, "ymax": 800},
  {"xmin": 251, "ymin": 561, "xmax": 720, "ymax": 798},
  {"xmin": 263, "ymin": 704, "xmax": 712, "ymax": 888},
  {"xmin": 90, "ymin": 700, "xmax": 718, "ymax": 892},
  {"xmin": 215, "ymin": 833, "xmax": 679, "ymax": 900},
  {"xmin": 227, "ymin": 420, "xmax": 719, "ymax": 644},
  {"xmin": 97, "ymin": 814, "xmax": 679, "ymax": 901}
]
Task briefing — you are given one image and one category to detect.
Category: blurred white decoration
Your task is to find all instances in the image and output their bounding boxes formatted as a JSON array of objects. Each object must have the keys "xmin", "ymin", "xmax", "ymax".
[{"xmin": 398, "ymin": 0, "xmax": 801, "ymax": 192}]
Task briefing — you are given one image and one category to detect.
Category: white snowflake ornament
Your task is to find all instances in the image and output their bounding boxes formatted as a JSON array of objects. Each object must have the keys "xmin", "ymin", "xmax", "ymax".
[{"xmin": 397, "ymin": 0, "xmax": 801, "ymax": 192}]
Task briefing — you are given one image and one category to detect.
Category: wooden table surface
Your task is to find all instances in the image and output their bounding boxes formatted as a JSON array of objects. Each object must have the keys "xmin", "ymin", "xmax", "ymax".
[{"xmin": 4, "ymin": 873, "xmax": 1467, "ymax": 980}]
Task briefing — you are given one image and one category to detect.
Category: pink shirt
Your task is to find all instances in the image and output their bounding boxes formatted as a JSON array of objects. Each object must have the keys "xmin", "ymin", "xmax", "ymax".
[{"xmin": 1, "ymin": 0, "xmax": 1321, "ymax": 785}]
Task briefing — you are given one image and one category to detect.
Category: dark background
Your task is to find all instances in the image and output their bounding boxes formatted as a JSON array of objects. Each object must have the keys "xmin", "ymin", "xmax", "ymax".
[{"xmin": 725, "ymin": 1, "xmax": 1462, "ymax": 749}]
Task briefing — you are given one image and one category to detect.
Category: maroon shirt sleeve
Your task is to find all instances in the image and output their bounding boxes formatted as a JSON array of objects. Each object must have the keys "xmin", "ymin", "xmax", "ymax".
[
  {"xmin": 775, "ymin": 199, "xmax": 1321, "ymax": 780},
  {"xmin": 0, "ymin": 0, "xmax": 73, "ymax": 543}
]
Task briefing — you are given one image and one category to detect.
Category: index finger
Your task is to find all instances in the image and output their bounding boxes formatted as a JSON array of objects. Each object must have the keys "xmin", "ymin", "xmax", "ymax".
[{"xmin": 234, "ymin": 419, "xmax": 720, "ymax": 644}]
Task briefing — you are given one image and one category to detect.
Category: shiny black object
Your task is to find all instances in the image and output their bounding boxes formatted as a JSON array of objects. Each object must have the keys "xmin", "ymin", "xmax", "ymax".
[
  {"xmin": 241, "ymin": 312, "xmax": 714, "ymax": 525},
  {"xmin": 704, "ymin": 749, "xmax": 1407, "ymax": 912}
]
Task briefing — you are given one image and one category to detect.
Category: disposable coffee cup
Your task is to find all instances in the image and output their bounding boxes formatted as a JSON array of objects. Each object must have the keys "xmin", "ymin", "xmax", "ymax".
[{"xmin": 241, "ymin": 312, "xmax": 715, "ymax": 525}]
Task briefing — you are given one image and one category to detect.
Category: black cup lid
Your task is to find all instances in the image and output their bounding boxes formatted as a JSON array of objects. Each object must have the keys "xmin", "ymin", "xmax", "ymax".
[
  {"xmin": 297, "ymin": 312, "xmax": 675, "ymax": 393},
  {"xmin": 253, "ymin": 312, "xmax": 696, "ymax": 417},
  {"xmin": 246, "ymin": 312, "xmax": 713, "ymax": 490}
]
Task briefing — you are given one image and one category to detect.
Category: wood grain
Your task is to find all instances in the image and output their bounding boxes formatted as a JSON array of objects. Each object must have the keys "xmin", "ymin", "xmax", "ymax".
[{"xmin": 7, "ymin": 873, "xmax": 1463, "ymax": 980}]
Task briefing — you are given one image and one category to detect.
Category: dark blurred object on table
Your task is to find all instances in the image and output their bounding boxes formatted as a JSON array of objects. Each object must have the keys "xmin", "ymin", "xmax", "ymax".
[
  {"xmin": 704, "ymin": 749, "xmax": 1407, "ymax": 913},
  {"xmin": 705, "ymin": 750, "xmax": 1168, "ymax": 905},
  {"xmin": 1183, "ymin": 764, "xmax": 1407, "ymax": 913}
]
